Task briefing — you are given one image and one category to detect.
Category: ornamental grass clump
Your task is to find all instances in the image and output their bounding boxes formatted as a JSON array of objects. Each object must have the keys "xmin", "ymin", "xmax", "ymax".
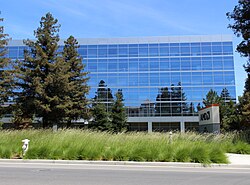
[{"xmin": 0, "ymin": 129, "xmax": 249, "ymax": 164}]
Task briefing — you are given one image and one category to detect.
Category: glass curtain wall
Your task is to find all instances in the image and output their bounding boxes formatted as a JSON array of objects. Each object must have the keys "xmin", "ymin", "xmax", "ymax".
[{"xmin": 7, "ymin": 40, "xmax": 236, "ymax": 117}]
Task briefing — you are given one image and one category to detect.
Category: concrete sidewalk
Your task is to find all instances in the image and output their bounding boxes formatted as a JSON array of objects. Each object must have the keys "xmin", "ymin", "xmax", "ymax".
[{"xmin": 226, "ymin": 153, "xmax": 250, "ymax": 165}]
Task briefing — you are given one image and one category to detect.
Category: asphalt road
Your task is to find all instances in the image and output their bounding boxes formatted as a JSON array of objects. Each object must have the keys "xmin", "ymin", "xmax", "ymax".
[{"xmin": 0, "ymin": 162, "xmax": 250, "ymax": 185}]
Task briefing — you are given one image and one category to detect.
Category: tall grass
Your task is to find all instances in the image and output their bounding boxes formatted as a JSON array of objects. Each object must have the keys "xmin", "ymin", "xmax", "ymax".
[{"xmin": 0, "ymin": 129, "xmax": 249, "ymax": 164}]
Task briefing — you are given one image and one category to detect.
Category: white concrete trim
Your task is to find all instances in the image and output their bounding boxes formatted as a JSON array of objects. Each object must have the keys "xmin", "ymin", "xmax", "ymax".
[
  {"xmin": 127, "ymin": 116, "xmax": 199, "ymax": 123},
  {"xmin": 180, "ymin": 121, "xmax": 185, "ymax": 133},
  {"xmin": 8, "ymin": 35, "xmax": 233, "ymax": 46},
  {"xmin": 148, "ymin": 122, "xmax": 152, "ymax": 133}
]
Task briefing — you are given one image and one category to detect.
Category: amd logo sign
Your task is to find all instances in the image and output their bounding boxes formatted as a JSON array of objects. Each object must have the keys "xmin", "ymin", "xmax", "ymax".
[
  {"xmin": 198, "ymin": 105, "xmax": 220, "ymax": 125},
  {"xmin": 200, "ymin": 111, "xmax": 210, "ymax": 121}
]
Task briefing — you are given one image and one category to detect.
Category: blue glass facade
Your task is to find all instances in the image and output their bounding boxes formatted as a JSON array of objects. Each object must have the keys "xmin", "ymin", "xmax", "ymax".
[{"xmin": 7, "ymin": 36, "xmax": 236, "ymax": 120}]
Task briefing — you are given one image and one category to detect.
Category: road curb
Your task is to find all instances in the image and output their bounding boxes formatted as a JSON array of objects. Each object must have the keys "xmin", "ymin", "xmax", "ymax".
[{"xmin": 0, "ymin": 159, "xmax": 250, "ymax": 168}]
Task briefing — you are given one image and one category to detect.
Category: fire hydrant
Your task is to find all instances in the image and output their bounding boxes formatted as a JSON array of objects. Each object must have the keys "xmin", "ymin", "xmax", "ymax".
[{"xmin": 22, "ymin": 139, "xmax": 30, "ymax": 156}]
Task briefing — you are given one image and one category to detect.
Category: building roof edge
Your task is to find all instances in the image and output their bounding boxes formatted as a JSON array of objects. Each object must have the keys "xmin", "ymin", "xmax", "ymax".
[{"xmin": 8, "ymin": 34, "xmax": 233, "ymax": 46}]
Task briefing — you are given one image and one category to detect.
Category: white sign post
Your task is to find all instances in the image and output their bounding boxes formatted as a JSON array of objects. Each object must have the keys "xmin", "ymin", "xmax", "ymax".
[{"xmin": 198, "ymin": 104, "xmax": 220, "ymax": 133}]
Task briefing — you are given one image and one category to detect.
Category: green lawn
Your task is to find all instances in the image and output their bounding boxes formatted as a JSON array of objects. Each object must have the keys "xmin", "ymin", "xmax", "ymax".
[{"xmin": 0, "ymin": 129, "xmax": 249, "ymax": 164}]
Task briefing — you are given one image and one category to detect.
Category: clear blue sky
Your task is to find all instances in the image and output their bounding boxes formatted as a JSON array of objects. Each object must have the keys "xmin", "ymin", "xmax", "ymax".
[{"xmin": 1, "ymin": 0, "xmax": 246, "ymax": 98}]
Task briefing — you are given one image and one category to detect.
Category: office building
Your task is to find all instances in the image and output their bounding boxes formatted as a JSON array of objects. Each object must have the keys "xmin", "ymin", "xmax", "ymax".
[{"xmin": 7, "ymin": 35, "xmax": 236, "ymax": 132}]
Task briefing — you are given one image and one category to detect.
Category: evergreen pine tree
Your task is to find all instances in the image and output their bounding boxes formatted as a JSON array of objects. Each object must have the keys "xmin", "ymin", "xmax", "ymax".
[
  {"xmin": 219, "ymin": 88, "xmax": 238, "ymax": 130},
  {"xmin": 227, "ymin": 1, "xmax": 250, "ymax": 128},
  {"xmin": 227, "ymin": 1, "xmax": 250, "ymax": 90},
  {"xmin": 16, "ymin": 13, "xmax": 68, "ymax": 127},
  {"xmin": 239, "ymin": 92, "xmax": 250, "ymax": 129},
  {"xmin": 221, "ymin": 99, "xmax": 241, "ymax": 131},
  {"xmin": 90, "ymin": 102, "xmax": 112, "ymax": 131},
  {"xmin": 91, "ymin": 80, "xmax": 114, "ymax": 131},
  {"xmin": 0, "ymin": 16, "xmax": 13, "ymax": 117},
  {"xmin": 111, "ymin": 89, "xmax": 128, "ymax": 133},
  {"xmin": 63, "ymin": 36, "xmax": 90, "ymax": 126},
  {"xmin": 203, "ymin": 89, "xmax": 240, "ymax": 131}
]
